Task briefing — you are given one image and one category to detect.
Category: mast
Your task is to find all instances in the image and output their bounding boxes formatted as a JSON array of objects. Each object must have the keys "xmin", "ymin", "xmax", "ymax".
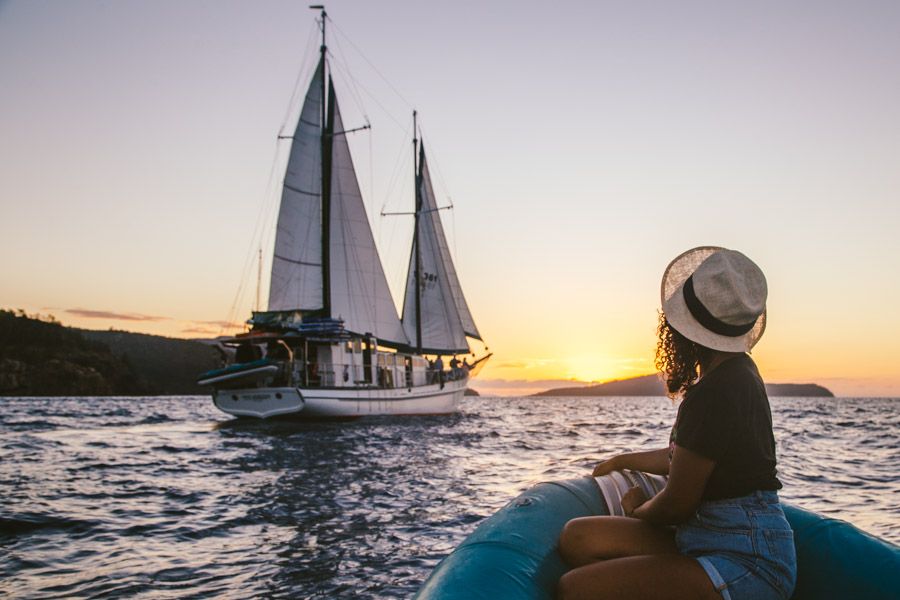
[
  {"xmin": 413, "ymin": 111, "xmax": 422, "ymax": 353},
  {"xmin": 312, "ymin": 5, "xmax": 332, "ymax": 317},
  {"xmin": 255, "ymin": 247, "xmax": 262, "ymax": 311}
]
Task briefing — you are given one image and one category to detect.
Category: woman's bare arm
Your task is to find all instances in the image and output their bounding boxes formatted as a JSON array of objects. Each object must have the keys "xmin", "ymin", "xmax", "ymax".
[
  {"xmin": 592, "ymin": 447, "xmax": 671, "ymax": 477},
  {"xmin": 631, "ymin": 444, "xmax": 715, "ymax": 525}
]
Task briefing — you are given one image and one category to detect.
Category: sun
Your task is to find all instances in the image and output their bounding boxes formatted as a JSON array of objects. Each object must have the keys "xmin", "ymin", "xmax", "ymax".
[{"xmin": 563, "ymin": 355, "xmax": 652, "ymax": 385}]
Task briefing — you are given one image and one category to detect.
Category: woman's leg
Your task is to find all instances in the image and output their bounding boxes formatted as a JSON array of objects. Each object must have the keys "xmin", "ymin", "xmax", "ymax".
[
  {"xmin": 557, "ymin": 554, "xmax": 721, "ymax": 600},
  {"xmin": 558, "ymin": 516, "xmax": 677, "ymax": 567}
]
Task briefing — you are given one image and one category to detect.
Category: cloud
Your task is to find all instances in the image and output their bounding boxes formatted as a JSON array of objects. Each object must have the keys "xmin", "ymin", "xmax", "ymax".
[
  {"xmin": 59, "ymin": 309, "xmax": 246, "ymax": 337},
  {"xmin": 66, "ymin": 308, "xmax": 170, "ymax": 322},
  {"xmin": 494, "ymin": 360, "xmax": 530, "ymax": 369},
  {"xmin": 492, "ymin": 358, "xmax": 567, "ymax": 370},
  {"xmin": 180, "ymin": 326, "xmax": 220, "ymax": 335},
  {"xmin": 179, "ymin": 320, "xmax": 247, "ymax": 336},
  {"xmin": 196, "ymin": 319, "xmax": 245, "ymax": 328}
]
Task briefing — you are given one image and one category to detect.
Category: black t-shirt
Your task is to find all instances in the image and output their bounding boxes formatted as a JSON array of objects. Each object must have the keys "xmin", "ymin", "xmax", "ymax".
[{"xmin": 669, "ymin": 354, "xmax": 782, "ymax": 501}]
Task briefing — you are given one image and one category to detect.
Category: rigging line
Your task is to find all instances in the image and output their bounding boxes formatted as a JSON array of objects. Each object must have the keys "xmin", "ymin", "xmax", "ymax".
[
  {"xmin": 220, "ymin": 22, "xmax": 320, "ymax": 335},
  {"xmin": 351, "ymin": 78, "xmax": 409, "ymax": 132},
  {"xmin": 381, "ymin": 139, "xmax": 412, "ymax": 219},
  {"xmin": 379, "ymin": 148, "xmax": 412, "ymax": 289},
  {"xmin": 376, "ymin": 126, "xmax": 411, "ymax": 300},
  {"xmin": 222, "ymin": 187, "xmax": 277, "ymax": 335},
  {"xmin": 327, "ymin": 17, "xmax": 414, "ymax": 111},
  {"xmin": 327, "ymin": 37, "xmax": 370, "ymax": 125},
  {"xmin": 326, "ymin": 54, "xmax": 387, "ymax": 306},
  {"xmin": 380, "ymin": 170, "xmax": 411, "ymax": 303},
  {"xmin": 324, "ymin": 30, "xmax": 414, "ymax": 309},
  {"xmin": 255, "ymin": 20, "xmax": 320, "ymax": 254},
  {"xmin": 382, "ymin": 200, "xmax": 407, "ymax": 305},
  {"xmin": 451, "ymin": 196, "xmax": 460, "ymax": 277},
  {"xmin": 421, "ymin": 199, "xmax": 466, "ymax": 343},
  {"xmin": 370, "ymin": 129, "xmax": 378, "ymax": 320},
  {"xmin": 279, "ymin": 20, "xmax": 320, "ymax": 137},
  {"xmin": 369, "ymin": 120, "xmax": 375, "ymax": 243},
  {"xmin": 418, "ymin": 123, "xmax": 460, "ymax": 266},
  {"xmin": 325, "ymin": 39, "xmax": 407, "ymax": 132},
  {"xmin": 420, "ymin": 127, "xmax": 459, "ymax": 276},
  {"xmin": 379, "ymin": 122, "xmax": 412, "ymax": 213},
  {"xmin": 418, "ymin": 123, "xmax": 454, "ymax": 210},
  {"xmin": 221, "ymin": 136, "xmax": 287, "ymax": 335},
  {"xmin": 323, "ymin": 53, "xmax": 379, "ymax": 195},
  {"xmin": 327, "ymin": 50, "xmax": 408, "ymax": 134}
]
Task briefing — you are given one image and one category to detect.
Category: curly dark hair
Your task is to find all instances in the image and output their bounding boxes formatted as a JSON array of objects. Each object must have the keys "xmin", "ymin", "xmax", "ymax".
[{"xmin": 655, "ymin": 313, "xmax": 713, "ymax": 398}]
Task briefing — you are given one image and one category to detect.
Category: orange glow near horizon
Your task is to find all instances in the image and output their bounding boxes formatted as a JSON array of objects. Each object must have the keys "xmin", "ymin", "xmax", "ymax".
[{"xmin": 478, "ymin": 353, "xmax": 654, "ymax": 386}]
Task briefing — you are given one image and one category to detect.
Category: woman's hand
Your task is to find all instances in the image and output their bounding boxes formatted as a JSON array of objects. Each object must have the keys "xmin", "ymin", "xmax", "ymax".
[
  {"xmin": 591, "ymin": 456, "xmax": 621, "ymax": 477},
  {"xmin": 621, "ymin": 485, "xmax": 649, "ymax": 517}
]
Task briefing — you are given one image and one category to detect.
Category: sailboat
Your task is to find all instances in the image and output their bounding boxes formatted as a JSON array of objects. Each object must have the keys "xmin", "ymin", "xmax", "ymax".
[{"xmin": 198, "ymin": 8, "xmax": 490, "ymax": 419}]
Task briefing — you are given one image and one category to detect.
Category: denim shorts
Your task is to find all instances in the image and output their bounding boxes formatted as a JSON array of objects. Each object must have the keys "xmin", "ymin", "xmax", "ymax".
[{"xmin": 676, "ymin": 491, "xmax": 797, "ymax": 600}]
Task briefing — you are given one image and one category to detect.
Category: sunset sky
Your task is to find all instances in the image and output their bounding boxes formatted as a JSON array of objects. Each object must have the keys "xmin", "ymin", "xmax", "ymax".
[{"xmin": 2, "ymin": 1, "xmax": 899, "ymax": 396}]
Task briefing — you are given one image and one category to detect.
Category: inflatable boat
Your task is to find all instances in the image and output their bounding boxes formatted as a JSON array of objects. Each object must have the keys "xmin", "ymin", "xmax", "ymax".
[
  {"xmin": 196, "ymin": 358, "xmax": 279, "ymax": 387},
  {"xmin": 415, "ymin": 475, "xmax": 900, "ymax": 600}
]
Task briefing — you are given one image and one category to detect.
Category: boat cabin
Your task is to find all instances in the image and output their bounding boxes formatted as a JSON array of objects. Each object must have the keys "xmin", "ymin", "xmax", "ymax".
[{"xmin": 204, "ymin": 330, "xmax": 453, "ymax": 392}]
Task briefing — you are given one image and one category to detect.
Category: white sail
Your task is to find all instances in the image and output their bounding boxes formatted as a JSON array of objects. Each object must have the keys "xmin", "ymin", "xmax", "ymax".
[
  {"xmin": 268, "ymin": 60, "xmax": 324, "ymax": 312},
  {"xmin": 328, "ymin": 90, "xmax": 410, "ymax": 346},
  {"xmin": 402, "ymin": 146, "xmax": 481, "ymax": 353}
]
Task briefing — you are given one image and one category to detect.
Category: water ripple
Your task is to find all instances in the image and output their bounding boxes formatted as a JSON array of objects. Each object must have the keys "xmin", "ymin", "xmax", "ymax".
[{"xmin": 0, "ymin": 395, "xmax": 897, "ymax": 598}]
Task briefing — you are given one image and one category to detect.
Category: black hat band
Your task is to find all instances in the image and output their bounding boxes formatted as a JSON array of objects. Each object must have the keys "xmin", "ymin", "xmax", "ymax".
[{"xmin": 682, "ymin": 275, "xmax": 758, "ymax": 337}]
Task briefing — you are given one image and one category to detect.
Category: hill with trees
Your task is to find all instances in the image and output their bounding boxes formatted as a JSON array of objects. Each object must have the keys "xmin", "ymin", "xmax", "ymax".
[
  {"xmin": 532, "ymin": 374, "xmax": 833, "ymax": 398},
  {"xmin": 0, "ymin": 310, "xmax": 219, "ymax": 396}
]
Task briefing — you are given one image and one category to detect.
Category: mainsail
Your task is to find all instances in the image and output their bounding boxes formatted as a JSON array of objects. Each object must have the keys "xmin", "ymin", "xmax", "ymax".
[
  {"xmin": 265, "ymin": 58, "xmax": 408, "ymax": 345},
  {"xmin": 268, "ymin": 59, "xmax": 324, "ymax": 312},
  {"xmin": 401, "ymin": 145, "xmax": 482, "ymax": 353},
  {"xmin": 327, "ymin": 86, "xmax": 409, "ymax": 346}
]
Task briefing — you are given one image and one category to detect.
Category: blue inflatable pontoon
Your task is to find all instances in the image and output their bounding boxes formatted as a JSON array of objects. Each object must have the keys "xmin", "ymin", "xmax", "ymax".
[{"xmin": 415, "ymin": 477, "xmax": 900, "ymax": 600}]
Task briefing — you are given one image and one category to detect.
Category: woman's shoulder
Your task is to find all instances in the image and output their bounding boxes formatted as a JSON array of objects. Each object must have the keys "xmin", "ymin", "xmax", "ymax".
[
  {"xmin": 709, "ymin": 354, "xmax": 761, "ymax": 384},
  {"xmin": 687, "ymin": 355, "xmax": 764, "ymax": 403}
]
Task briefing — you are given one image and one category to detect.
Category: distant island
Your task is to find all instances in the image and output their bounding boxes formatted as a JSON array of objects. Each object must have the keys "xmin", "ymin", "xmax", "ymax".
[{"xmin": 532, "ymin": 374, "xmax": 833, "ymax": 398}]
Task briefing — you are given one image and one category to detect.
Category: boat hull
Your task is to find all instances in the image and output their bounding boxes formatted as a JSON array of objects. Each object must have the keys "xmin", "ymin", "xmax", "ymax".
[{"xmin": 213, "ymin": 378, "xmax": 466, "ymax": 419}]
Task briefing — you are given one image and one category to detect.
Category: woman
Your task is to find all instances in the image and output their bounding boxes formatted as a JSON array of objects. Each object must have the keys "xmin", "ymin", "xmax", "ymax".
[{"xmin": 557, "ymin": 247, "xmax": 796, "ymax": 600}]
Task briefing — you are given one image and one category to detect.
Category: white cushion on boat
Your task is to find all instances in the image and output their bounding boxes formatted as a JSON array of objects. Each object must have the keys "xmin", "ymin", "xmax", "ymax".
[{"xmin": 594, "ymin": 470, "xmax": 668, "ymax": 516}]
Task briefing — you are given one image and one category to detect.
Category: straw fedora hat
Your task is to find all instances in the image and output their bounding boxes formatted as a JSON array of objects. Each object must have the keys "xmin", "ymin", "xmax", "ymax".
[{"xmin": 661, "ymin": 246, "xmax": 767, "ymax": 352}]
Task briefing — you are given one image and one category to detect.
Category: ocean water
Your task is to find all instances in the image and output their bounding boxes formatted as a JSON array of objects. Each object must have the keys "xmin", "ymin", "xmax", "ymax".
[{"xmin": 1, "ymin": 395, "xmax": 897, "ymax": 598}]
